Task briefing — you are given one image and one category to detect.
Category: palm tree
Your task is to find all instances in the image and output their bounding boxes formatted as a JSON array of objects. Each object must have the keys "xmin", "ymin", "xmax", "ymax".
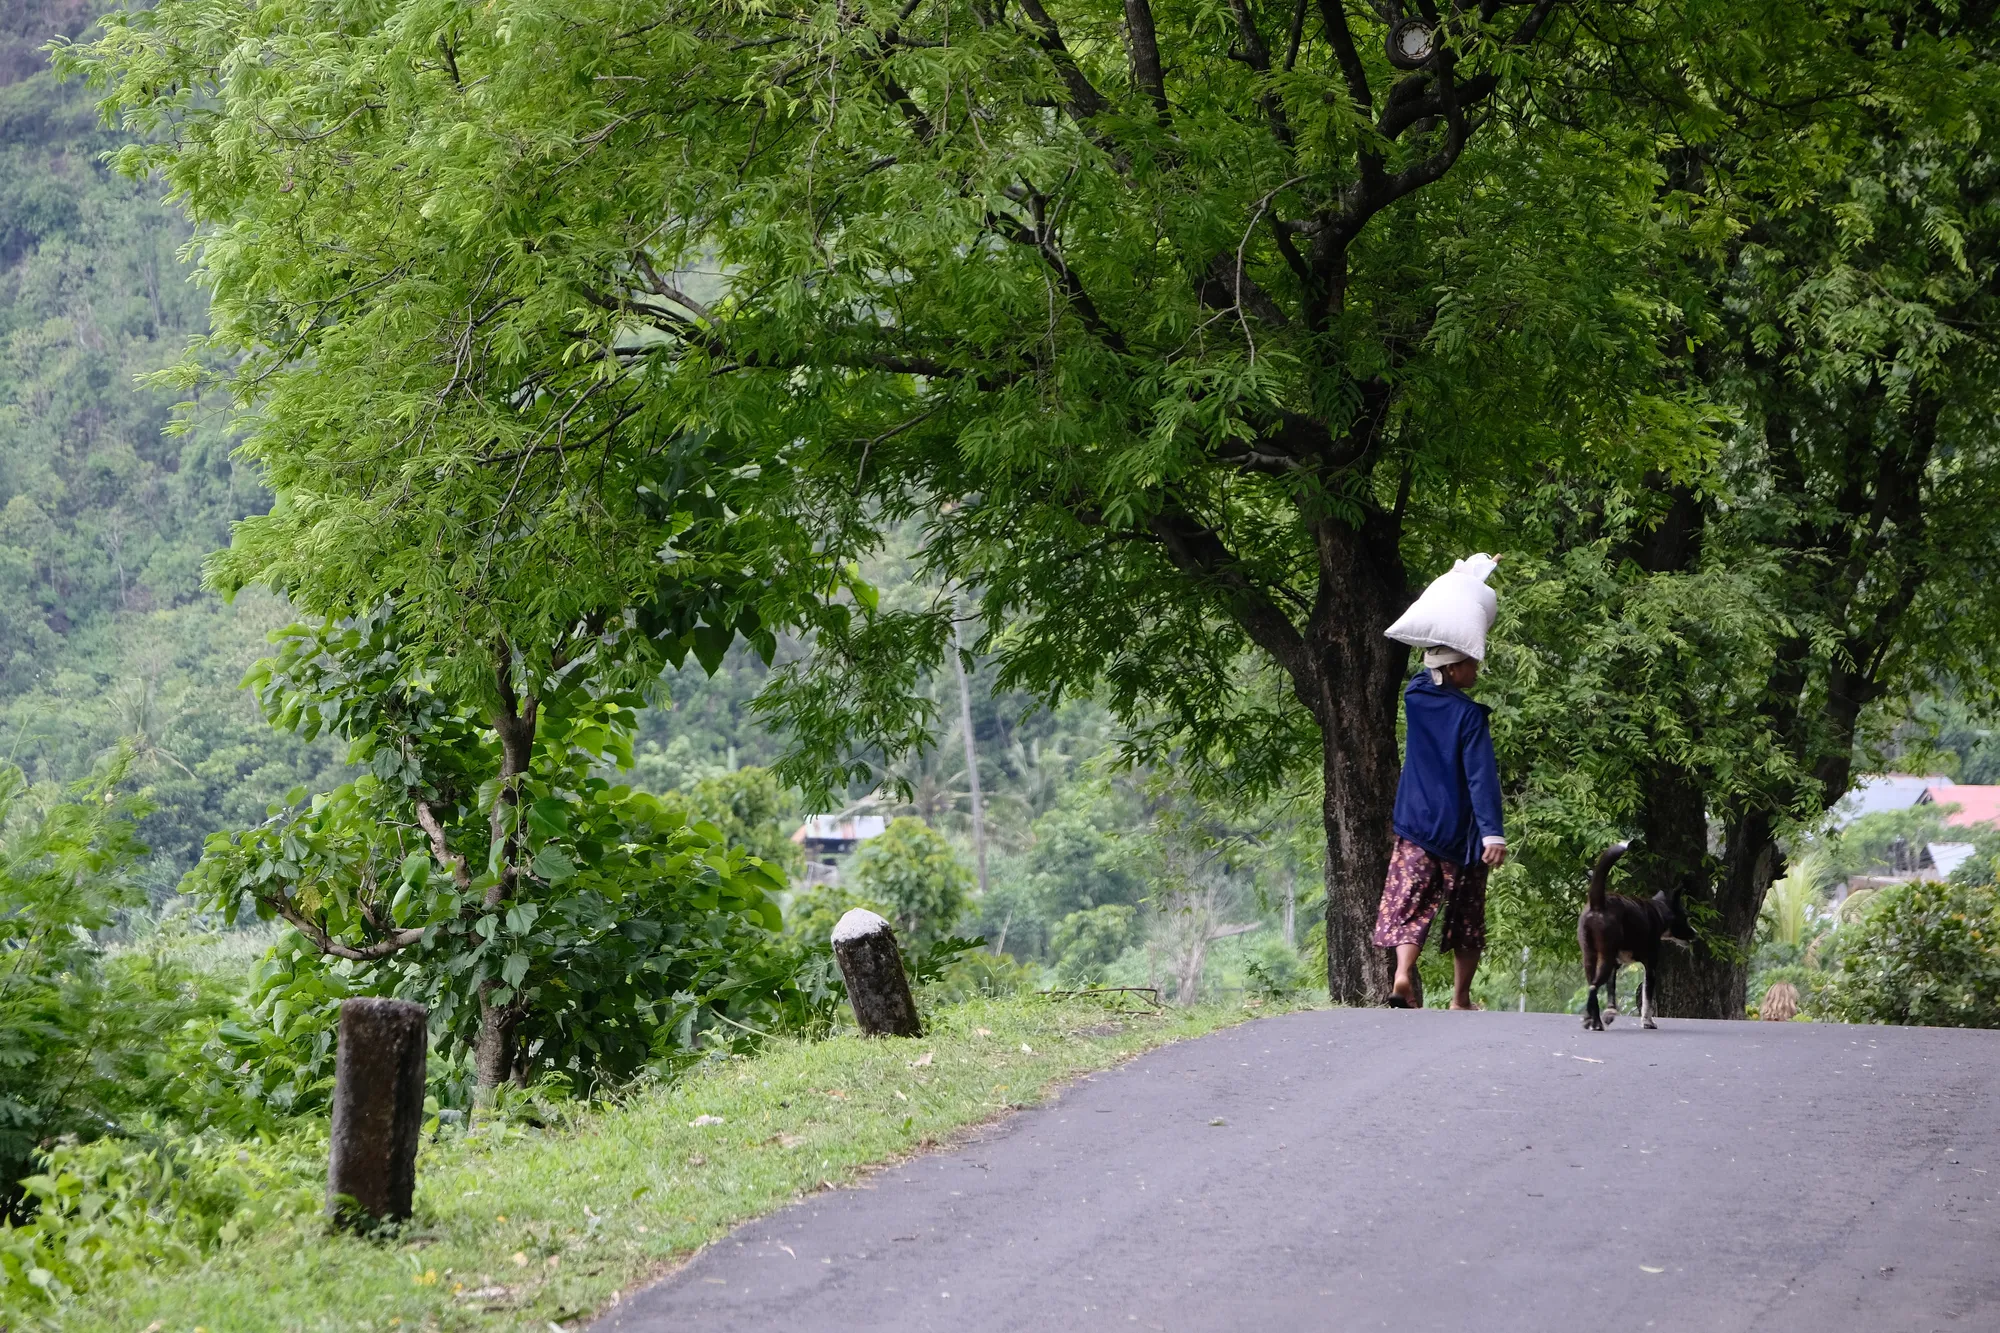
[{"xmin": 1763, "ymin": 848, "xmax": 1833, "ymax": 949}]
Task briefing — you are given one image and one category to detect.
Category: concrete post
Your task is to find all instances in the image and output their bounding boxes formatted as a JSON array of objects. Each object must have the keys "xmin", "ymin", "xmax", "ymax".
[
  {"xmin": 326, "ymin": 997, "xmax": 429, "ymax": 1229},
  {"xmin": 831, "ymin": 909, "xmax": 922, "ymax": 1037}
]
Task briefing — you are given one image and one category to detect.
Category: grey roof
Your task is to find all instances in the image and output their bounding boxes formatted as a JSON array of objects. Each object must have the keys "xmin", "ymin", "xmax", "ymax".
[
  {"xmin": 1924, "ymin": 842, "xmax": 1979, "ymax": 878},
  {"xmin": 1830, "ymin": 773, "xmax": 1955, "ymax": 828}
]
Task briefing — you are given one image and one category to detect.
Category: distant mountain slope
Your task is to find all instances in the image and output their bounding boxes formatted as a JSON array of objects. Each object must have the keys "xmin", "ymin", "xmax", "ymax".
[{"xmin": 0, "ymin": 1, "xmax": 341, "ymax": 887}]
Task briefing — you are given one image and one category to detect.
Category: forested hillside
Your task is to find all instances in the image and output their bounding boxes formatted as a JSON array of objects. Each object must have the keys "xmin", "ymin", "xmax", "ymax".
[{"xmin": 0, "ymin": 0, "xmax": 342, "ymax": 886}]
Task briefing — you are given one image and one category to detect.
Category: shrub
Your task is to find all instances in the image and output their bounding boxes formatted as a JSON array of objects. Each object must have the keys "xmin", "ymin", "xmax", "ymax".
[
  {"xmin": 1241, "ymin": 935, "xmax": 1306, "ymax": 998},
  {"xmin": 1816, "ymin": 879, "xmax": 2000, "ymax": 1027},
  {"xmin": 1750, "ymin": 964, "xmax": 1824, "ymax": 1019},
  {"xmin": 848, "ymin": 818, "xmax": 974, "ymax": 950},
  {"xmin": 918, "ymin": 948, "xmax": 1040, "ymax": 1005},
  {"xmin": 0, "ymin": 1126, "xmax": 321, "ymax": 1308},
  {"xmin": 782, "ymin": 882, "xmax": 895, "ymax": 947},
  {"xmin": 0, "ymin": 758, "xmax": 230, "ymax": 1212},
  {"xmin": 1048, "ymin": 904, "xmax": 1138, "ymax": 983}
]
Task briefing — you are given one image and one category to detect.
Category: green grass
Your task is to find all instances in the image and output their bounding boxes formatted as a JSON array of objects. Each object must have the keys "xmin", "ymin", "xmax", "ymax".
[{"xmin": 47, "ymin": 993, "xmax": 1303, "ymax": 1332}]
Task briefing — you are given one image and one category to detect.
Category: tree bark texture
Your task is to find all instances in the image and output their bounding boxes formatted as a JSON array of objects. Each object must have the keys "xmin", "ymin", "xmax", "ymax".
[
  {"xmin": 326, "ymin": 997, "xmax": 428, "ymax": 1228},
  {"xmin": 1629, "ymin": 758, "xmax": 1785, "ymax": 1019},
  {"xmin": 832, "ymin": 909, "xmax": 923, "ymax": 1036},
  {"xmin": 1650, "ymin": 813, "xmax": 1779, "ymax": 1020},
  {"xmin": 1304, "ymin": 514, "xmax": 1409, "ymax": 1006}
]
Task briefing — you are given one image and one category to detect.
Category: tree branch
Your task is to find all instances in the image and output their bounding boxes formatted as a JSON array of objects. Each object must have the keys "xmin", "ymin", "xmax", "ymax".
[
  {"xmin": 1226, "ymin": 0, "xmax": 1293, "ymax": 145},
  {"xmin": 276, "ymin": 901, "xmax": 425, "ymax": 962},
  {"xmin": 990, "ymin": 209, "xmax": 1131, "ymax": 353},
  {"xmin": 1014, "ymin": 0, "xmax": 1109, "ymax": 122},
  {"xmin": 1317, "ymin": 0, "xmax": 1376, "ymax": 124},
  {"xmin": 1196, "ymin": 252, "xmax": 1292, "ymax": 329},
  {"xmin": 1146, "ymin": 507, "xmax": 1309, "ymax": 677},
  {"xmin": 415, "ymin": 799, "xmax": 473, "ymax": 890},
  {"xmin": 1123, "ymin": 0, "xmax": 1170, "ymax": 122}
]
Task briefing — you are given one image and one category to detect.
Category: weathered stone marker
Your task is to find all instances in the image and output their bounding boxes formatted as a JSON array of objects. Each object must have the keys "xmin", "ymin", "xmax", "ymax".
[
  {"xmin": 831, "ymin": 908, "xmax": 922, "ymax": 1037},
  {"xmin": 326, "ymin": 997, "xmax": 429, "ymax": 1229}
]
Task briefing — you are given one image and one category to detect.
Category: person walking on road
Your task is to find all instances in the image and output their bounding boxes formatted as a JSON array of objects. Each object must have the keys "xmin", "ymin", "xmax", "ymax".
[{"xmin": 1373, "ymin": 646, "xmax": 1506, "ymax": 1009}]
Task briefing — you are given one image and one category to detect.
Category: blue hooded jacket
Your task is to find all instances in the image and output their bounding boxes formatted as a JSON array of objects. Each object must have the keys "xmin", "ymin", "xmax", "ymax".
[{"xmin": 1392, "ymin": 670, "xmax": 1505, "ymax": 867}]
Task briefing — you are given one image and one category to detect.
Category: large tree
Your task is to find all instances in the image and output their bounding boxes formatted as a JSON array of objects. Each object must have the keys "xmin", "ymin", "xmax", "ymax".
[
  {"xmin": 72, "ymin": 0, "xmax": 1978, "ymax": 1010},
  {"xmin": 1492, "ymin": 12, "xmax": 2000, "ymax": 1015},
  {"xmin": 63, "ymin": 0, "xmax": 867, "ymax": 1090},
  {"xmin": 72, "ymin": 0, "xmax": 1705, "ymax": 1004}
]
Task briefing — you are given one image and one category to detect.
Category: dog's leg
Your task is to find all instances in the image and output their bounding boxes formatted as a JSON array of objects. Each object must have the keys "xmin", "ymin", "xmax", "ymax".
[
  {"xmin": 1584, "ymin": 982, "xmax": 1602, "ymax": 1032},
  {"xmin": 1602, "ymin": 967, "xmax": 1619, "ymax": 1026},
  {"xmin": 1641, "ymin": 969, "xmax": 1657, "ymax": 1029}
]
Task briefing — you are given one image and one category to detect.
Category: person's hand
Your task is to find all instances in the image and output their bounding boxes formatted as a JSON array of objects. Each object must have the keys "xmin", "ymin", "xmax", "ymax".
[{"xmin": 1482, "ymin": 843, "xmax": 1507, "ymax": 867}]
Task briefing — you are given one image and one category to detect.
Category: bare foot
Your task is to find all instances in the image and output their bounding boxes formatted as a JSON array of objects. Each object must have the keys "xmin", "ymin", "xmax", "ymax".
[{"xmin": 1449, "ymin": 999, "xmax": 1482, "ymax": 1011}]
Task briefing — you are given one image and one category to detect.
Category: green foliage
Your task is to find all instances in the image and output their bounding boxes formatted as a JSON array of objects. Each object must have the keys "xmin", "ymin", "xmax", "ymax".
[
  {"xmin": 972, "ymin": 781, "xmax": 1149, "ymax": 964},
  {"xmin": 0, "ymin": 34, "xmax": 242, "ymax": 674},
  {"xmin": 652, "ymin": 767, "xmax": 803, "ymax": 877},
  {"xmin": 0, "ymin": 756, "xmax": 224, "ymax": 1206},
  {"xmin": 848, "ymin": 818, "xmax": 973, "ymax": 952},
  {"xmin": 917, "ymin": 947, "xmax": 1039, "ymax": 1005},
  {"xmin": 782, "ymin": 882, "xmax": 893, "ymax": 949},
  {"xmin": 1751, "ymin": 964, "xmax": 1825, "ymax": 1018},
  {"xmin": 182, "ymin": 612, "xmax": 801, "ymax": 1096},
  {"xmin": 0, "ymin": 1126, "xmax": 320, "ymax": 1308},
  {"xmin": 0, "ymin": 28, "xmax": 341, "ymax": 886},
  {"xmin": 1482, "ymin": 541, "xmax": 1810, "ymax": 948},
  {"xmin": 1241, "ymin": 934, "xmax": 1307, "ymax": 1000},
  {"xmin": 1762, "ymin": 849, "xmax": 1833, "ymax": 952},
  {"xmin": 14, "ymin": 995, "xmax": 1273, "ymax": 1328},
  {"xmin": 1825, "ymin": 807, "xmax": 1955, "ymax": 880},
  {"xmin": 53, "ymin": 4, "xmax": 1715, "ymax": 1020},
  {"xmin": 1817, "ymin": 879, "xmax": 2000, "ymax": 1028},
  {"xmin": 1910, "ymin": 692, "xmax": 2000, "ymax": 785},
  {"xmin": 1048, "ymin": 905, "xmax": 1137, "ymax": 985}
]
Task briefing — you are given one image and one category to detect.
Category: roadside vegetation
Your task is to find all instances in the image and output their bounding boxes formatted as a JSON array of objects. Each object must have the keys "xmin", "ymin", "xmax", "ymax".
[{"xmin": 6, "ymin": 993, "xmax": 1289, "ymax": 1330}]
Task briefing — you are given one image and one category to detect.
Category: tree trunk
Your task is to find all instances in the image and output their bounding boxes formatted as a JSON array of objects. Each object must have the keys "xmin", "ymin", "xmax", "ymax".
[
  {"xmin": 1670, "ymin": 807, "xmax": 1778, "ymax": 1019},
  {"xmin": 1627, "ymin": 761, "xmax": 1720, "ymax": 1016},
  {"xmin": 1630, "ymin": 761, "xmax": 1779, "ymax": 1019},
  {"xmin": 474, "ymin": 1009, "xmax": 516, "ymax": 1090},
  {"xmin": 1304, "ymin": 513, "xmax": 1409, "ymax": 1006},
  {"xmin": 475, "ymin": 663, "xmax": 539, "ymax": 1098},
  {"xmin": 950, "ymin": 606, "xmax": 989, "ymax": 896},
  {"xmin": 1176, "ymin": 933, "xmax": 1208, "ymax": 1005}
]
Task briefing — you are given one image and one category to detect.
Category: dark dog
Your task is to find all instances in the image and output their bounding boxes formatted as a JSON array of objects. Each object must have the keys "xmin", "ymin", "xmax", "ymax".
[{"xmin": 1576, "ymin": 843, "xmax": 1695, "ymax": 1031}]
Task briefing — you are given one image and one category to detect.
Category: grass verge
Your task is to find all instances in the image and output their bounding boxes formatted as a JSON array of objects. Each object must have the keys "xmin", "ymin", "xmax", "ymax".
[{"xmin": 47, "ymin": 993, "xmax": 1303, "ymax": 1332}]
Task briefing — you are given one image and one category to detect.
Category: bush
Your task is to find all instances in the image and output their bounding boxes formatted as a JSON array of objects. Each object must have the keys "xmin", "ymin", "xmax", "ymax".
[
  {"xmin": 0, "ymin": 759, "xmax": 233, "ymax": 1212},
  {"xmin": 0, "ymin": 1127, "xmax": 321, "ymax": 1308},
  {"xmin": 1240, "ymin": 935, "xmax": 1306, "ymax": 998},
  {"xmin": 919, "ymin": 949, "xmax": 1040, "ymax": 1005},
  {"xmin": 848, "ymin": 818, "xmax": 974, "ymax": 950},
  {"xmin": 1750, "ymin": 964, "xmax": 1824, "ymax": 1019},
  {"xmin": 1048, "ymin": 904, "xmax": 1138, "ymax": 983},
  {"xmin": 1816, "ymin": 879, "xmax": 2000, "ymax": 1027},
  {"xmin": 783, "ymin": 882, "xmax": 895, "ymax": 946}
]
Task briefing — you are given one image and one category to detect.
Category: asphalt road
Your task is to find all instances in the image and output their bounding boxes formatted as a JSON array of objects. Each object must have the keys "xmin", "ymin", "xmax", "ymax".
[{"xmin": 591, "ymin": 1008, "xmax": 2000, "ymax": 1333}]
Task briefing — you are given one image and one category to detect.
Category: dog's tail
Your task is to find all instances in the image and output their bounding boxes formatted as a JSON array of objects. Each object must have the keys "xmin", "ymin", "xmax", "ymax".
[{"xmin": 1588, "ymin": 842, "xmax": 1630, "ymax": 912}]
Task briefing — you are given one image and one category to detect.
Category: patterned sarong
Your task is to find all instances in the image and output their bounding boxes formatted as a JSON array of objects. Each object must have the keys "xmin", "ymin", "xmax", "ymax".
[{"xmin": 1371, "ymin": 837, "xmax": 1488, "ymax": 953}]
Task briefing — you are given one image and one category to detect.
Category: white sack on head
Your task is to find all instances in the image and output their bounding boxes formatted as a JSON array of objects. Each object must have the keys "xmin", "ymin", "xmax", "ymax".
[{"xmin": 1384, "ymin": 553, "xmax": 1500, "ymax": 660}]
